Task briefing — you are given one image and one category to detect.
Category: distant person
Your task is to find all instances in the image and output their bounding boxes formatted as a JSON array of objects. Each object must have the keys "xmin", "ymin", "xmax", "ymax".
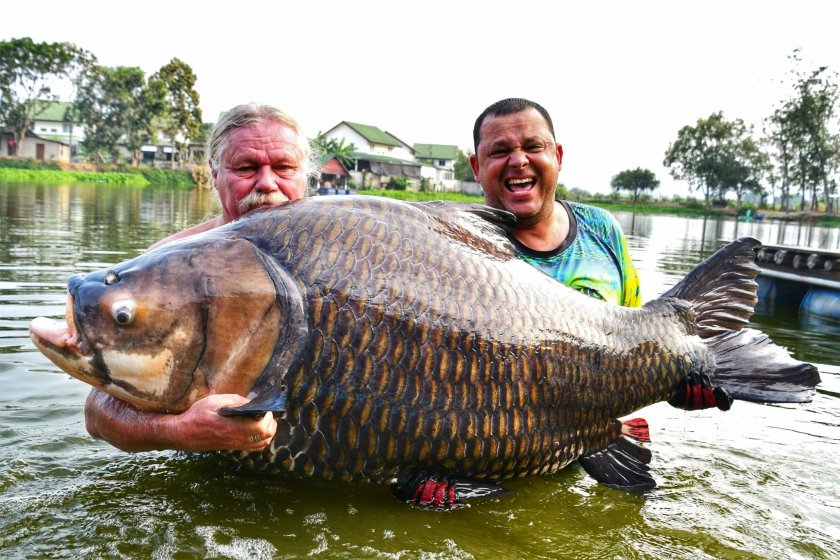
[
  {"xmin": 470, "ymin": 98, "xmax": 641, "ymax": 306},
  {"xmin": 85, "ymin": 103, "xmax": 314, "ymax": 452}
]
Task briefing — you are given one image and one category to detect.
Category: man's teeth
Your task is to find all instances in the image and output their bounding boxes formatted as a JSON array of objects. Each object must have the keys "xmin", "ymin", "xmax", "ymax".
[{"xmin": 508, "ymin": 178, "xmax": 532, "ymax": 185}]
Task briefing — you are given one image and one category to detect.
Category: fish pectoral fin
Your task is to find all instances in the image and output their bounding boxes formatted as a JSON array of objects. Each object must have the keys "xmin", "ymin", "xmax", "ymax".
[
  {"xmin": 578, "ymin": 437, "xmax": 656, "ymax": 492},
  {"xmin": 390, "ymin": 471, "xmax": 508, "ymax": 510},
  {"xmin": 217, "ymin": 390, "xmax": 286, "ymax": 418},
  {"xmin": 668, "ymin": 373, "xmax": 733, "ymax": 411}
]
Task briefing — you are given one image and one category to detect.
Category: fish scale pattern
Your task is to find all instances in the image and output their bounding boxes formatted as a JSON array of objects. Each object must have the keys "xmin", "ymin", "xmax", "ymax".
[{"xmin": 231, "ymin": 197, "xmax": 710, "ymax": 482}]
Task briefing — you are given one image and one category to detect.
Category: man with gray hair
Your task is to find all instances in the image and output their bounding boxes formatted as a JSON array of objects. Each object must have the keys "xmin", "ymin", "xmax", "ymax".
[{"xmin": 85, "ymin": 103, "xmax": 314, "ymax": 452}]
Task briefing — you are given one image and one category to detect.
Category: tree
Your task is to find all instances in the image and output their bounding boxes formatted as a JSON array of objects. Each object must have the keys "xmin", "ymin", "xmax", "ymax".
[
  {"xmin": 312, "ymin": 132, "xmax": 356, "ymax": 169},
  {"xmin": 0, "ymin": 37, "xmax": 94, "ymax": 156},
  {"xmin": 151, "ymin": 58, "xmax": 202, "ymax": 168},
  {"xmin": 780, "ymin": 52, "xmax": 839, "ymax": 213},
  {"xmin": 75, "ymin": 65, "xmax": 164, "ymax": 164},
  {"xmin": 453, "ymin": 149, "xmax": 474, "ymax": 181},
  {"xmin": 610, "ymin": 167, "xmax": 659, "ymax": 202},
  {"xmin": 663, "ymin": 112, "xmax": 765, "ymax": 208}
]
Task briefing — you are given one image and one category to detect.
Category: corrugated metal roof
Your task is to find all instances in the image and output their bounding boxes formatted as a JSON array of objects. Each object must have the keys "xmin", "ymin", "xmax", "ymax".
[
  {"xmin": 413, "ymin": 143, "xmax": 459, "ymax": 160},
  {"xmin": 33, "ymin": 100, "xmax": 76, "ymax": 123},
  {"xmin": 344, "ymin": 122, "xmax": 402, "ymax": 147}
]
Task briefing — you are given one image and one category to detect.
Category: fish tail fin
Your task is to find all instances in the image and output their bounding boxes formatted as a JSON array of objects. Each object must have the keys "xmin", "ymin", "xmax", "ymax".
[
  {"xmin": 704, "ymin": 328, "xmax": 820, "ymax": 404},
  {"xmin": 658, "ymin": 237, "xmax": 820, "ymax": 407}
]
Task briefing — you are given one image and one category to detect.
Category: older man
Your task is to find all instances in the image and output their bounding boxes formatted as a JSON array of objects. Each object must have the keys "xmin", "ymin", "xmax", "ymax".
[{"xmin": 85, "ymin": 103, "xmax": 314, "ymax": 452}]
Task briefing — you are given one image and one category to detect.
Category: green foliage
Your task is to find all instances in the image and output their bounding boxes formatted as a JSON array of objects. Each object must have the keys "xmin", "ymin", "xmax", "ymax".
[
  {"xmin": 312, "ymin": 133, "xmax": 356, "ymax": 169},
  {"xmin": 76, "ymin": 65, "xmax": 158, "ymax": 164},
  {"xmin": 0, "ymin": 160, "xmax": 195, "ymax": 187},
  {"xmin": 555, "ymin": 183, "xmax": 570, "ymax": 200},
  {"xmin": 0, "ymin": 37, "xmax": 95, "ymax": 156},
  {"xmin": 138, "ymin": 167, "xmax": 194, "ymax": 187},
  {"xmin": 387, "ymin": 176, "xmax": 409, "ymax": 190},
  {"xmin": 0, "ymin": 167, "xmax": 148, "ymax": 185},
  {"xmin": 151, "ymin": 58, "xmax": 202, "ymax": 167},
  {"xmin": 610, "ymin": 167, "xmax": 660, "ymax": 203},
  {"xmin": 453, "ymin": 149, "xmax": 474, "ymax": 181},
  {"xmin": 664, "ymin": 112, "xmax": 767, "ymax": 207},
  {"xmin": 0, "ymin": 157, "xmax": 61, "ymax": 170},
  {"xmin": 766, "ymin": 50, "xmax": 839, "ymax": 213}
]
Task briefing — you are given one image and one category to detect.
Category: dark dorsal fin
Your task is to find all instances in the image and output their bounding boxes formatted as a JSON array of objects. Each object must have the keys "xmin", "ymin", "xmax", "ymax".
[{"xmin": 657, "ymin": 237, "xmax": 761, "ymax": 338}]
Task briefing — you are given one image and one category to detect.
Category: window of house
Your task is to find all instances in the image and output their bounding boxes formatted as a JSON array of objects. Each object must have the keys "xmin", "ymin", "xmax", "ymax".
[
  {"xmin": 438, "ymin": 160, "xmax": 446, "ymax": 166},
  {"xmin": 51, "ymin": 128, "xmax": 57, "ymax": 133},
  {"xmin": 63, "ymin": 124, "xmax": 71, "ymax": 132}
]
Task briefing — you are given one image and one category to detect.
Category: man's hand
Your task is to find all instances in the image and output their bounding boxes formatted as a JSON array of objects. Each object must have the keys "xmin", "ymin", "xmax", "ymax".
[
  {"xmin": 85, "ymin": 389, "xmax": 277, "ymax": 452},
  {"xmin": 173, "ymin": 394, "xmax": 277, "ymax": 452}
]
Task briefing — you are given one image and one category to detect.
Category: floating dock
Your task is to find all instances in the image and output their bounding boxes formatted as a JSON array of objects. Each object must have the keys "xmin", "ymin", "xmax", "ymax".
[{"xmin": 754, "ymin": 243, "xmax": 840, "ymax": 320}]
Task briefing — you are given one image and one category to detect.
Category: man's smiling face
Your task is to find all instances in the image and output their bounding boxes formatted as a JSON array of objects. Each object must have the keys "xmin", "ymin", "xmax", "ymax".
[{"xmin": 470, "ymin": 107, "xmax": 563, "ymax": 227}]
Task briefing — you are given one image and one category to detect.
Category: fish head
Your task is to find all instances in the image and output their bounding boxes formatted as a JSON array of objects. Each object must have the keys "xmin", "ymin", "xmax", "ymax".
[{"xmin": 30, "ymin": 235, "xmax": 289, "ymax": 413}]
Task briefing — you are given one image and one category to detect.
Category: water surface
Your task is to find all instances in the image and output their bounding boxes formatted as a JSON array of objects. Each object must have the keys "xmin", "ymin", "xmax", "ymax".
[{"xmin": 1, "ymin": 183, "xmax": 838, "ymax": 559}]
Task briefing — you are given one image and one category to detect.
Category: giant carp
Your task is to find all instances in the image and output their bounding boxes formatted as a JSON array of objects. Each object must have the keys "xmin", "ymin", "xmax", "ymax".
[{"xmin": 29, "ymin": 196, "xmax": 820, "ymax": 508}]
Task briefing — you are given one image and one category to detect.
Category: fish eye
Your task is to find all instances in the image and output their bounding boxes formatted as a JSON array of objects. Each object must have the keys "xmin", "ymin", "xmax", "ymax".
[
  {"xmin": 105, "ymin": 270, "xmax": 120, "ymax": 285},
  {"xmin": 111, "ymin": 299, "xmax": 136, "ymax": 326}
]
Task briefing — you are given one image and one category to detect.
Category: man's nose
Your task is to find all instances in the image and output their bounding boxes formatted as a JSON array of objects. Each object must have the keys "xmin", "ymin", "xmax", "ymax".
[
  {"xmin": 508, "ymin": 149, "xmax": 528, "ymax": 168},
  {"xmin": 254, "ymin": 165, "xmax": 279, "ymax": 192}
]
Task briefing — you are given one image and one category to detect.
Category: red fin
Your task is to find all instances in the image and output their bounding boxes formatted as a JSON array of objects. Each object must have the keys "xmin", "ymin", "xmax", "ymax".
[
  {"xmin": 391, "ymin": 471, "xmax": 507, "ymax": 510},
  {"xmin": 621, "ymin": 418, "xmax": 651, "ymax": 442}
]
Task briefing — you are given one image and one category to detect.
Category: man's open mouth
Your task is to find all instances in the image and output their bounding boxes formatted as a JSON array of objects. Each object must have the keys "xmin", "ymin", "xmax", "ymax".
[{"xmin": 505, "ymin": 177, "xmax": 536, "ymax": 192}]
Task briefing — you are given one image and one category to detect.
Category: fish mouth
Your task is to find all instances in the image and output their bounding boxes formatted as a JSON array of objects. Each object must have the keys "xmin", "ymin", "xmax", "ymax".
[{"xmin": 29, "ymin": 293, "xmax": 87, "ymax": 356}]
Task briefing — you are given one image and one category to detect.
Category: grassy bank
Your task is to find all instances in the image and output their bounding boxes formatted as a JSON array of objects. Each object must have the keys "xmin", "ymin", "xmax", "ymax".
[{"xmin": 0, "ymin": 158, "xmax": 196, "ymax": 187}]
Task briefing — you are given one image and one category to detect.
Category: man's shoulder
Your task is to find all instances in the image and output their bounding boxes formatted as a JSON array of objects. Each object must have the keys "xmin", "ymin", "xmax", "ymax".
[
  {"xmin": 562, "ymin": 200, "xmax": 621, "ymax": 237},
  {"xmin": 147, "ymin": 216, "xmax": 224, "ymax": 251}
]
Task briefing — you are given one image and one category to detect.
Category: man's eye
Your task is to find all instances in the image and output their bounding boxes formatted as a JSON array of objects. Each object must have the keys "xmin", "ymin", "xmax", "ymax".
[{"xmin": 274, "ymin": 165, "xmax": 298, "ymax": 176}]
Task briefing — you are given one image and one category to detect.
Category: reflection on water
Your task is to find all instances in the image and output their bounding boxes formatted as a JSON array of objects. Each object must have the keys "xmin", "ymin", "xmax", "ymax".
[
  {"xmin": 616, "ymin": 211, "xmax": 840, "ymax": 365},
  {"xmin": 1, "ymin": 183, "xmax": 839, "ymax": 559}
]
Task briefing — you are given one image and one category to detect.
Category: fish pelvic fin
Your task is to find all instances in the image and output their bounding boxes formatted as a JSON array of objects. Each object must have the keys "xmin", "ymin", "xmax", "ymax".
[
  {"xmin": 659, "ymin": 237, "xmax": 762, "ymax": 338},
  {"xmin": 390, "ymin": 471, "xmax": 508, "ymax": 510},
  {"xmin": 621, "ymin": 417, "xmax": 651, "ymax": 442},
  {"xmin": 578, "ymin": 437, "xmax": 656, "ymax": 492}
]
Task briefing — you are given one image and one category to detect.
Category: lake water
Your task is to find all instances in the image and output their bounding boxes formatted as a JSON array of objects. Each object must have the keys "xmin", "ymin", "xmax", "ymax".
[{"xmin": 1, "ymin": 182, "xmax": 838, "ymax": 559}]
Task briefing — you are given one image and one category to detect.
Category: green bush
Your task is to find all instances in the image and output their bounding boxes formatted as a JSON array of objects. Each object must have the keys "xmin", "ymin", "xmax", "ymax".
[
  {"xmin": 0, "ymin": 167, "xmax": 148, "ymax": 185},
  {"xmin": 139, "ymin": 167, "xmax": 195, "ymax": 187},
  {"xmin": 0, "ymin": 158, "xmax": 61, "ymax": 170},
  {"xmin": 387, "ymin": 176, "xmax": 409, "ymax": 191}
]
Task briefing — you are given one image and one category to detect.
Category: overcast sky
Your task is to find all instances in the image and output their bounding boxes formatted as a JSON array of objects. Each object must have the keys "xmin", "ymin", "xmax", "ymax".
[{"xmin": 3, "ymin": 1, "xmax": 839, "ymax": 195}]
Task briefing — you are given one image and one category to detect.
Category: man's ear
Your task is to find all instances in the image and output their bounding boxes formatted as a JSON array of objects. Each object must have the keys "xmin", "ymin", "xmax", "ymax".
[
  {"xmin": 469, "ymin": 153, "xmax": 480, "ymax": 181},
  {"xmin": 556, "ymin": 143, "xmax": 564, "ymax": 171},
  {"xmin": 209, "ymin": 159, "xmax": 218, "ymax": 188}
]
